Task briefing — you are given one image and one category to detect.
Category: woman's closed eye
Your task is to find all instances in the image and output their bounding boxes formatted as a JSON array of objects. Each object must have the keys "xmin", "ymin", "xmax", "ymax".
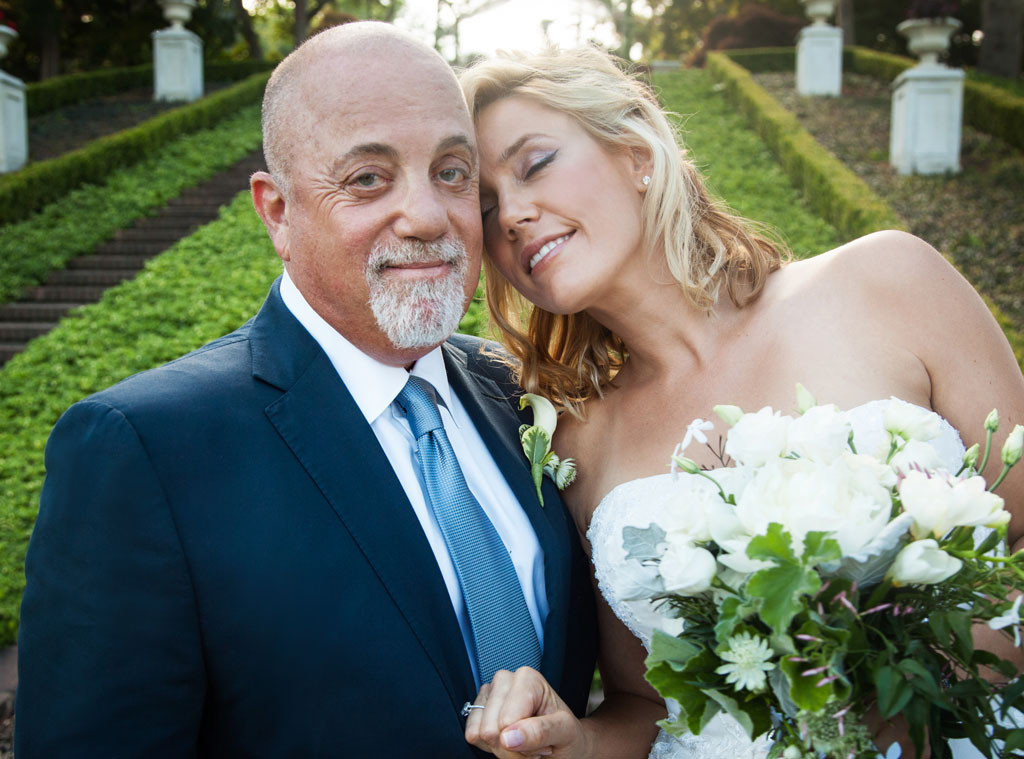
[{"xmin": 524, "ymin": 150, "xmax": 557, "ymax": 180}]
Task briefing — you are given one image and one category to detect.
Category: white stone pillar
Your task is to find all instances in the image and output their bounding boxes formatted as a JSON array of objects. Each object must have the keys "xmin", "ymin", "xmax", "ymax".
[
  {"xmin": 153, "ymin": 27, "xmax": 203, "ymax": 102},
  {"xmin": 0, "ymin": 70, "xmax": 27, "ymax": 173},
  {"xmin": 889, "ymin": 63, "xmax": 964, "ymax": 175},
  {"xmin": 797, "ymin": 24, "xmax": 843, "ymax": 96}
]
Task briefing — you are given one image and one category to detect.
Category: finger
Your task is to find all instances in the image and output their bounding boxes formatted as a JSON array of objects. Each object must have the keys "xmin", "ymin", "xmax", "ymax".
[
  {"xmin": 500, "ymin": 711, "xmax": 580, "ymax": 755},
  {"xmin": 474, "ymin": 671, "xmax": 519, "ymax": 749},
  {"xmin": 464, "ymin": 684, "xmax": 492, "ymax": 748},
  {"xmin": 493, "ymin": 668, "xmax": 552, "ymax": 729}
]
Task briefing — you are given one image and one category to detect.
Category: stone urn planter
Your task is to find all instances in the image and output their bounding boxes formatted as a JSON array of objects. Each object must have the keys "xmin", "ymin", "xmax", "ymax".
[
  {"xmin": 801, "ymin": 0, "xmax": 837, "ymax": 25},
  {"xmin": 0, "ymin": 24, "xmax": 18, "ymax": 61},
  {"xmin": 160, "ymin": 0, "xmax": 196, "ymax": 29},
  {"xmin": 897, "ymin": 17, "xmax": 962, "ymax": 65}
]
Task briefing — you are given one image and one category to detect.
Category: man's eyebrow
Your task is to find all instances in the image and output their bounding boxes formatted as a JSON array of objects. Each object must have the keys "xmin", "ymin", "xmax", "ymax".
[
  {"xmin": 498, "ymin": 133, "xmax": 543, "ymax": 165},
  {"xmin": 332, "ymin": 142, "xmax": 399, "ymax": 171},
  {"xmin": 437, "ymin": 134, "xmax": 476, "ymax": 159}
]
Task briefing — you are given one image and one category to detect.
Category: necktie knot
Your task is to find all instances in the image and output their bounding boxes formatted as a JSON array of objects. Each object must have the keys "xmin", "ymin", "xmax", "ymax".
[{"xmin": 397, "ymin": 375, "xmax": 444, "ymax": 439}]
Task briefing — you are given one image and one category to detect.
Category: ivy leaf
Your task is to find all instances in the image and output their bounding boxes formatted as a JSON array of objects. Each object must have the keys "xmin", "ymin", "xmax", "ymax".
[
  {"xmin": 623, "ymin": 524, "xmax": 666, "ymax": 562},
  {"xmin": 780, "ymin": 655, "xmax": 832, "ymax": 712},
  {"xmin": 520, "ymin": 425, "xmax": 551, "ymax": 506}
]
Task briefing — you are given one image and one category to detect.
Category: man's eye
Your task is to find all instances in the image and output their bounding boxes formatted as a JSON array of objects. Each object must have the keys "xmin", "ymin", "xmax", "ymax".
[
  {"xmin": 353, "ymin": 173, "xmax": 382, "ymax": 187},
  {"xmin": 438, "ymin": 167, "xmax": 467, "ymax": 183}
]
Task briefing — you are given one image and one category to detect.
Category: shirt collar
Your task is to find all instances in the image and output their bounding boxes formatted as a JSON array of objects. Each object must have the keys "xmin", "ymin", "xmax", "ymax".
[{"xmin": 279, "ymin": 269, "xmax": 456, "ymax": 425}]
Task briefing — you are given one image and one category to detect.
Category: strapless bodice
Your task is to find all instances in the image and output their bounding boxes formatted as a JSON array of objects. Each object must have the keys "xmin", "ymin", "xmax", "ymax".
[{"xmin": 585, "ymin": 400, "xmax": 966, "ymax": 759}]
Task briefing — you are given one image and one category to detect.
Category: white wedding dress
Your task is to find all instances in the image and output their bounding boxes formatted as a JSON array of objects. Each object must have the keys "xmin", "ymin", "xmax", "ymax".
[{"xmin": 587, "ymin": 400, "xmax": 991, "ymax": 759}]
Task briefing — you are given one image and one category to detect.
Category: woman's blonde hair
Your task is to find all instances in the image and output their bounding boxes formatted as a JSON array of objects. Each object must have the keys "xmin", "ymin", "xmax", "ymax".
[{"xmin": 459, "ymin": 47, "xmax": 788, "ymax": 412}]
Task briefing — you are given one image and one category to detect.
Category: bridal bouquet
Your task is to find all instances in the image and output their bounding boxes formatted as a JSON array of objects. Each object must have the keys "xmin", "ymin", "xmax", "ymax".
[{"xmin": 627, "ymin": 386, "xmax": 1024, "ymax": 758}]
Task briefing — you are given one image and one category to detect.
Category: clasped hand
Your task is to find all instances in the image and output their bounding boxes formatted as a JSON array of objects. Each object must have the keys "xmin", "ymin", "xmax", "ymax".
[{"xmin": 464, "ymin": 667, "xmax": 590, "ymax": 759}]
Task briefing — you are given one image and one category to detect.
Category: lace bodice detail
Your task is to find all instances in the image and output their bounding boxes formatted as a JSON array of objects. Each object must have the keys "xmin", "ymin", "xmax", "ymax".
[{"xmin": 586, "ymin": 400, "xmax": 966, "ymax": 759}]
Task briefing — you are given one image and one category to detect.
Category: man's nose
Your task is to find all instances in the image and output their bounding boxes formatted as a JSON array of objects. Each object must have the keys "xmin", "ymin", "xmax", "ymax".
[{"xmin": 393, "ymin": 179, "xmax": 449, "ymax": 241}]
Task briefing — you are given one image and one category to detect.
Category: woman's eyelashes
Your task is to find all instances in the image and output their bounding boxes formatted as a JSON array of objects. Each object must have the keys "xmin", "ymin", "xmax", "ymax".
[{"xmin": 524, "ymin": 150, "xmax": 557, "ymax": 180}]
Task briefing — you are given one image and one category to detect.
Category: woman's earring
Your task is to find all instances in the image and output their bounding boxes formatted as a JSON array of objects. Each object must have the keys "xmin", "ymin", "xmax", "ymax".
[{"xmin": 641, "ymin": 175, "xmax": 651, "ymax": 187}]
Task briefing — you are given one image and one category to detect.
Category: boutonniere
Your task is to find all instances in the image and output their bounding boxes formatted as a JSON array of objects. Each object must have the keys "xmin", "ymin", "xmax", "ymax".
[{"xmin": 518, "ymin": 393, "xmax": 577, "ymax": 507}]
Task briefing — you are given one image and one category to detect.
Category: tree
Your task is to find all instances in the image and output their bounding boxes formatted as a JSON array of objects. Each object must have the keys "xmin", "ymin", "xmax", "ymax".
[
  {"xmin": 978, "ymin": 0, "xmax": 1024, "ymax": 77},
  {"xmin": 433, "ymin": 0, "xmax": 508, "ymax": 63},
  {"xmin": 836, "ymin": 0, "xmax": 855, "ymax": 45}
]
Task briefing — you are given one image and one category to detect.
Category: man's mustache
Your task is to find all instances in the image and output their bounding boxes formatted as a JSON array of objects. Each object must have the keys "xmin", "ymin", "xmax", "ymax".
[{"xmin": 367, "ymin": 237, "xmax": 468, "ymax": 272}]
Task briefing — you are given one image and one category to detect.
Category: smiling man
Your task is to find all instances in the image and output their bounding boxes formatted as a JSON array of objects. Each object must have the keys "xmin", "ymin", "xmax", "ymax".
[{"xmin": 15, "ymin": 23, "xmax": 596, "ymax": 758}]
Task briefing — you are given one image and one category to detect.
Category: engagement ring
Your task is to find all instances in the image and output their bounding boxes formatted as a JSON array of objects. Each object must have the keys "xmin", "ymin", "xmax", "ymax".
[{"xmin": 460, "ymin": 702, "xmax": 485, "ymax": 718}]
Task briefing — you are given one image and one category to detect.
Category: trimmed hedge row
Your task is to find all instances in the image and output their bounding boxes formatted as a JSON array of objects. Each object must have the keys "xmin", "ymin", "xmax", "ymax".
[
  {"xmin": 705, "ymin": 52, "xmax": 907, "ymax": 241},
  {"xmin": 26, "ymin": 59, "xmax": 274, "ymax": 117},
  {"xmin": 707, "ymin": 51, "xmax": 1024, "ymax": 366},
  {"xmin": 0, "ymin": 192, "xmax": 489, "ymax": 644},
  {"xmin": 0, "ymin": 70, "xmax": 270, "ymax": 227},
  {"xmin": 723, "ymin": 46, "xmax": 1024, "ymax": 151},
  {"xmin": 0, "ymin": 104, "xmax": 263, "ymax": 306}
]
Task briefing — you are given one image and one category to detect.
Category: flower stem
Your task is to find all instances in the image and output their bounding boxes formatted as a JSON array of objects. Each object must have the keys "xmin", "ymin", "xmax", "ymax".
[
  {"xmin": 979, "ymin": 428, "xmax": 995, "ymax": 476},
  {"xmin": 990, "ymin": 463, "xmax": 1012, "ymax": 492}
]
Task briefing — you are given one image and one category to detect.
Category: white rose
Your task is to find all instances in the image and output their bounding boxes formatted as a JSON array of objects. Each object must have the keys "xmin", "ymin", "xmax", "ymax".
[
  {"xmin": 659, "ymin": 539, "xmax": 717, "ymax": 595},
  {"xmin": 660, "ymin": 480, "xmax": 725, "ymax": 543},
  {"xmin": 786, "ymin": 404, "xmax": 852, "ymax": 463},
  {"xmin": 883, "ymin": 398, "xmax": 942, "ymax": 442},
  {"xmin": 888, "ymin": 539, "xmax": 963, "ymax": 585},
  {"xmin": 889, "ymin": 439, "xmax": 945, "ymax": 473},
  {"xmin": 899, "ymin": 470, "xmax": 1009, "ymax": 540},
  {"xmin": 725, "ymin": 407, "xmax": 793, "ymax": 466},
  {"xmin": 732, "ymin": 455, "xmax": 892, "ymax": 559}
]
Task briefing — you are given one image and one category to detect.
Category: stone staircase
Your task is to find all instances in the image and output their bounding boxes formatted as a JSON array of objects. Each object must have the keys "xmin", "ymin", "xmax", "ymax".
[{"xmin": 0, "ymin": 148, "xmax": 265, "ymax": 367}]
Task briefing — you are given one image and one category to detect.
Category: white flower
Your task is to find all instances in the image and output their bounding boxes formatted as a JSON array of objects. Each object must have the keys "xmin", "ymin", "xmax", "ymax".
[
  {"xmin": 658, "ymin": 538, "xmax": 717, "ymax": 596},
  {"xmin": 899, "ymin": 470, "xmax": 1009, "ymax": 540},
  {"xmin": 1003, "ymin": 424, "xmax": 1024, "ymax": 467},
  {"xmin": 795, "ymin": 383, "xmax": 816, "ymax": 415},
  {"xmin": 888, "ymin": 539, "xmax": 963, "ymax": 585},
  {"xmin": 677, "ymin": 418, "xmax": 714, "ymax": 456},
  {"xmin": 889, "ymin": 439, "xmax": 945, "ymax": 473},
  {"xmin": 725, "ymin": 454, "xmax": 893, "ymax": 564},
  {"xmin": 715, "ymin": 632, "xmax": 775, "ymax": 692},
  {"xmin": 883, "ymin": 398, "xmax": 942, "ymax": 442},
  {"xmin": 714, "ymin": 404, "xmax": 744, "ymax": 427},
  {"xmin": 988, "ymin": 595, "xmax": 1023, "ymax": 647},
  {"xmin": 519, "ymin": 393, "xmax": 557, "ymax": 437},
  {"xmin": 725, "ymin": 407, "xmax": 793, "ymax": 466},
  {"xmin": 786, "ymin": 404, "xmax": 852, "ymax": 463}
]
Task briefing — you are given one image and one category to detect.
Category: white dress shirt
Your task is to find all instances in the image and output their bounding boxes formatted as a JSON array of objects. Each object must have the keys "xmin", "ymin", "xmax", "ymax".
[{"xmin": 279, "ymin": 271, "xmax": 548, "ymax": 685}]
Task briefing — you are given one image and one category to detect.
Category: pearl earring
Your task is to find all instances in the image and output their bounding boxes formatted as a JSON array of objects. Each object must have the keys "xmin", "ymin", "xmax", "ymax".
[{"xmin": 641, "ymin": 175, "xmax": 651, "ymax": 187}]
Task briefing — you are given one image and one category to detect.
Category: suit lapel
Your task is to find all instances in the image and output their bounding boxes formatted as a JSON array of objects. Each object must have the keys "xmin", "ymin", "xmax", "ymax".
[
  {"xmin": 442, "ymin": 342, "xmax": 571, "ymax": 692},
  {"xmin": 251, "ymin": 283, "xmax": 477, "ymax": 710}
]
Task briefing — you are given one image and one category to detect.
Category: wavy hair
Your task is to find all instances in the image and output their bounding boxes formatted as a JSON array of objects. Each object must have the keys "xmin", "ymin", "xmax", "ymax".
[{"xmin": 459, "ymin": 47, "xmax": 788, "ymax": 413}]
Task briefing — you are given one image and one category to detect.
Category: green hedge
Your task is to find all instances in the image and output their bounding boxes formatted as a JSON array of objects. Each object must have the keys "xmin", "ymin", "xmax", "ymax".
[
  {"xmin": 723, "ymin": 46, "xmax": 1024, "ymax": 151},
  {"xmin": 26, "ymin": 60, "xmax": 274, "ymax": 117},
  {"xmin": 0, "ymin": 70, "xmax": 269, "ymax": 227},
  {"xmin": 706, "ymin": 52, "xmax": 907, "ymax": 241},
  {"xmin": 0, "ymin": 104, "xmax": 262, "ymax": 306},
  {"xmin": 707, "ymin": 51, "xmax": 1024, "ymax": 366},
  {"xmin": 0, "ymin": 191, "xmax": 488, "ymax": 644}
]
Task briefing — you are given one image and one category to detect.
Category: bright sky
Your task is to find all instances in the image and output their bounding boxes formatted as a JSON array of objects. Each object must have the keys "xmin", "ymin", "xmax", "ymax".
[{"xmin": 394, "ymin": 0, "xmax": 620, "ymax": 59}]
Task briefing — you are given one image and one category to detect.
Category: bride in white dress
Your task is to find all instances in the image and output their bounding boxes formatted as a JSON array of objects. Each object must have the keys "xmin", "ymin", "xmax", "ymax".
[{"xmin": 457, "ymin": 47, "xmax": 1024, "ymax": 759}]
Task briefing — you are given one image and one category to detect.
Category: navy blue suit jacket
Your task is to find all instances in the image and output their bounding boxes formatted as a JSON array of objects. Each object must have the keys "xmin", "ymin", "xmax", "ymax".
[{"xmin": 16, "ymin": 280, "xmax": 597, "ymax": 758}]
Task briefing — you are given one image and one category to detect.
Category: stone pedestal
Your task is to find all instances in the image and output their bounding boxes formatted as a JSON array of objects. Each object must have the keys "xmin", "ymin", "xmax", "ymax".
[
  {"xmin": 0, "ymin": 70, "xmax": 27, "ymax": 173},
  {"xmin": 153, "ymin": 27, "xmax": 203, "ymax": 102},
  {"xmin": 890, "ymin": 63, "xmax": 964, "ymax": 175},
  {"xmin": 797, "ymin": 24, "xmax": 843, "ymax": 96}
]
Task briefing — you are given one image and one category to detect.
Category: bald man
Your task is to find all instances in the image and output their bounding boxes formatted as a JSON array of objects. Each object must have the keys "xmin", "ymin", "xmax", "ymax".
[{"xmin": 15, "ymin": 23, "xmax": 596, "ymax": 758}]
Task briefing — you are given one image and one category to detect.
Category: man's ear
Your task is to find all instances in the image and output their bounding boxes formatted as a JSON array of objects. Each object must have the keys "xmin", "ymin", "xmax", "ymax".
[{"xmin": 251, "ymin": 171, "xmax": 291, "ymax": 262}]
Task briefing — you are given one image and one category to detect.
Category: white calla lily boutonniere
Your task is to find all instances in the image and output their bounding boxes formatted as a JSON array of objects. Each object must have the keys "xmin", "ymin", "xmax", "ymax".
[{"xmin": 518, "ymin": 393, "xmax": 577, "ymax": 507}]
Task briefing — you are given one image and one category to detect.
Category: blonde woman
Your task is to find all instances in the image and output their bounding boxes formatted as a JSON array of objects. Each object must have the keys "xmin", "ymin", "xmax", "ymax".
[{"xmin": 458, "ymin": 48, "xmax": 1024, "ymax": 759}]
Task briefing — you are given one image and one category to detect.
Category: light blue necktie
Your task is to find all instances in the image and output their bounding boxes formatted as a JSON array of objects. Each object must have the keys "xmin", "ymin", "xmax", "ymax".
[{"xmin": 396, "ymin": 375, "xmax": 542, "ymax": 685}]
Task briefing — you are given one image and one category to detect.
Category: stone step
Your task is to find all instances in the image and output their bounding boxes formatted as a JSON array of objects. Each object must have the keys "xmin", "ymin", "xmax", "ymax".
[
  {"xmin": 21, "ymin": 285, "xmax": 109, "ymax": 303},
  {"xmin": 67, "ymin": 255, "xmax": 148, "ymax": 270},
  {"xmin": 0, "ymin": 303, "xmax": 80, "ymax": 322},
  {"xmin": 114, "ymin": 227, "xmax": 193, "ymax": 242},
  {"xmin": 47, "ymin": 269, "xmax": 140, "ymax": 286},
  {"xmin": 133, "ymin": 215, "xmax": 210, "ymax": 230},
  {"xmin": 0, "ymin": 322, "xmax": 56, "ymax": 341},
  {"xmin": 93, "ymin": 240, "xmax": 168, "ymax": 256}
]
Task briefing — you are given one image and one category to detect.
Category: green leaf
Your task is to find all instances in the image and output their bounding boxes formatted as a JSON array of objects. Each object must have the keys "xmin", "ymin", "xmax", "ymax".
[
  {"xmin": 780, "ymin": 655, "xmax": 832, "ymax": 712},
  {"xmin": 799, "ymin": 529, "xmax": 843, "ymax": 566},
  {"xmin": 1003, "ymin": 729, "xmax": 1024, "ymax": 752},
  {"xmin": 647, "ymin": 628, "xmax": 701, "ymax": 669},
  {"xmin": 746, "ymin": 522, "xmax": 798, "ymax": 565},
  {"xmin": 948, "ymin": 610, "xmax": 975, "ymax": 662},
  {"xmin": 519, "ymin": 425, "xmax": 551, "ymax": 506},
  {"xmin": 747, "ymin": 564, "xmax": 820, "ymax": 636},
  {"xmin": 623, "ymin": 524, "xmax": 666, "ymax": 562},
  {"xmin": 875, "ymin": 664, "xmax": 914, "ymax": 719},
  {"xmin": 701, "ymin": 688, "xmax": 771, "ymax": 739}
]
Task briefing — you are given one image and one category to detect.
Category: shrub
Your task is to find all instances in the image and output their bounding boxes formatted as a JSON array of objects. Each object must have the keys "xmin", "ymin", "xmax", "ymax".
[
  {"xmin": 0, "ymin": 104, "xmax": 263, "ymax": 306},
  {"xmin": 687, "ymin": 4, "xmax": 806, "ymax": 68},
  {"xmin": 0, "ymin": 71, "xmax": 269, "ymax": 226},
  {"xmin": 26, "ymin": 60, "xmax": 274, "ymax": 117}
]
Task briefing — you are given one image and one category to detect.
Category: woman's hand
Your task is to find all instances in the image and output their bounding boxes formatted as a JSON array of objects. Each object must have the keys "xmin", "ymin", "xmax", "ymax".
[{"xmin": 464, "ymin": 667, "xmax": 592, "ymax": 759}]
